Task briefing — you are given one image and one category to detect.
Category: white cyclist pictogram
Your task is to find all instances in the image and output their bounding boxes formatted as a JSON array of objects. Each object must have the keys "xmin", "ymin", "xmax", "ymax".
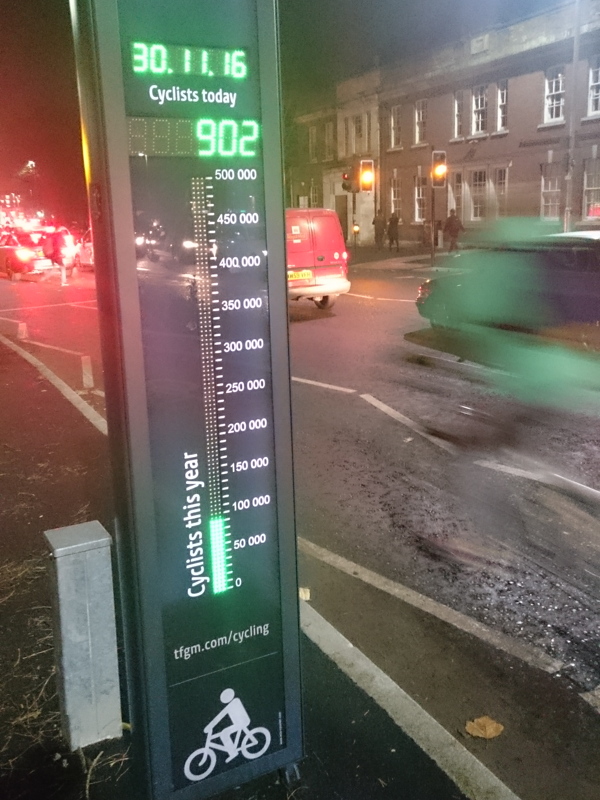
[{"xmin": 184, "ymin": 688, "xmax": 271, "ymax": 781}]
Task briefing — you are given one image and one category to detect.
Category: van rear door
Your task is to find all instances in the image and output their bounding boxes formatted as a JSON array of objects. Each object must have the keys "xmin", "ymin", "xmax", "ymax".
[
  {"xmin": 310, "ymin": 211, "xmax": 347, "ymax": 279},
  {"xmin": 286, "ymin": 212, "xmax": 315, "ymax": 287}
]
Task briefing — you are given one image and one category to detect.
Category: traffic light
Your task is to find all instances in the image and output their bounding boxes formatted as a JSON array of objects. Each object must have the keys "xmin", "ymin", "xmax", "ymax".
[
  {"xmin": 359, "ymin": 159, "xmax": 375, "ymax": 192},
  {"xmin": 431, "ymin": 151, "xmax": 447, "ymax": 188},
  {"xmin": 341, "ymin": 170, "xmax": 354, "ymax": 192}
]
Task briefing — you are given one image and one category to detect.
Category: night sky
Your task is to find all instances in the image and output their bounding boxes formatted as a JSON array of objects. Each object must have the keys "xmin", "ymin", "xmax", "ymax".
[{"xmin": 0, "ymin": 0, "xmax": 556, "ymax": 222}]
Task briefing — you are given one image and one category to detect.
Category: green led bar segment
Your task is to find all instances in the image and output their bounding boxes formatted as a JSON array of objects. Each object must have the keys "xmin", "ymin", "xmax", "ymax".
[{"xmin": 210, "ymin": 517, "xmax": 231, "ymax": 594}]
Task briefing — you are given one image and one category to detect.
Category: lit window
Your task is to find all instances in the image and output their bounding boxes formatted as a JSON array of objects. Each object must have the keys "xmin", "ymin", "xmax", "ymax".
[
  {"xmin": 452, "ymin": 173, "xmax": 463, "ymax": 220},
  {"xmin": 545, "ymin": 66, "xmax": 565, "ymax": 122},
  {"xmin": 309, "ymin": 182, "xmax": 320, "ymax": 208},
  {"xmin": 414, "ymin": 176, "xmax": 427, "ymax": 221},
  {"xmin": 541, "ymin": 162, "xmax": 561, "ymax": 219},
  {"xmin": 583, "ymin": 158, "xmax": 600, "ymax": 217},
  {"xmin": 494, "ymin": 167, "xmax": 508, "ymax": 215},
  {"xmin": 324, "ymin": 122, "xmax": 334, "ymax": 161},
  {"xmin": 308, "ymin": 126, "xmax": 317, "ymax": 162},
  {"xmin": 472, "ymin": 86, "xmax": 488, "ymax": 134},
  {"xmin": 390, "ymin": 105, "xmax": 402, "ymax": 148},
  {"xmin": 354, "ymin": 114, "xmax": 363, "ymax": 153},
  {"xmin": 470, "ymin": 169, "xmax": 487, "ymax": 219},
  {"xmin": 588, "ymin": 57, "xmax": 600, "ymax": 116},
  {"xmin": 390, "ymin": 169, "xmax": 402, "ymax": 217},
  {"xmin": 497, "ymin": 81, "xmax": 508, "ymax": 130},
  {"xmin": 453, "ymin": 91, "xmax": 463, "ymax": 138},
  {"xmin": 415, "ymin": 100, "xmax": 427, "ymax": 144}
]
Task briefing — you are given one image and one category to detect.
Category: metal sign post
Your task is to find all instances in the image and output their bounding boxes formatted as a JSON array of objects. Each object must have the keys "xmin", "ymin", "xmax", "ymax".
[{"xmin": 69, "ymin": 1, "xmax": 302, "ymax": 797}]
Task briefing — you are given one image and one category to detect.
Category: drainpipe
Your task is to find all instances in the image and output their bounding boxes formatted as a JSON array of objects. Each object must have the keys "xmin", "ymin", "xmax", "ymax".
[{"xmin": 564, "ymin": 0, "xmax": 582, "ymax": 232}]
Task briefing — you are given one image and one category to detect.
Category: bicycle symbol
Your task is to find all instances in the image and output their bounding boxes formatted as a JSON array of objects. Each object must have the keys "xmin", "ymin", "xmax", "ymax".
[{"xmin": 184, "ymin": 688, "xmax": 271, "ymax": 782}]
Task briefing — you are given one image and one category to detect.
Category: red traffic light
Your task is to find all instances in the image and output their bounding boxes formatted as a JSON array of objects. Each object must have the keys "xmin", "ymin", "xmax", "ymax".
[{"xmin": 342, "ymin": 171, "xmax": 354, "ymax": 192}]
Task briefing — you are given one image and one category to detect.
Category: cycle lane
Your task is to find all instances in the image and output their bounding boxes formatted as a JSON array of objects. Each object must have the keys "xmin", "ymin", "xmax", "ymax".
[{"xmin": 0, "ymin": 325, "xmax": 474, "ymax": 799}]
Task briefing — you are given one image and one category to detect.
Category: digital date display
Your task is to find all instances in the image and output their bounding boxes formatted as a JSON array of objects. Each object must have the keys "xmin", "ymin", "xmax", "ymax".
[{"xmin": 131, "ymin": 42, "xmax": 248, "ymax": 79}]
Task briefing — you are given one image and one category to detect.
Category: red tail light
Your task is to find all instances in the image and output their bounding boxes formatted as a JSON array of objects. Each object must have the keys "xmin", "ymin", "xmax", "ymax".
[{"xmin": 417, "ymin": 281, "xmax": 432, "ymax": 299}]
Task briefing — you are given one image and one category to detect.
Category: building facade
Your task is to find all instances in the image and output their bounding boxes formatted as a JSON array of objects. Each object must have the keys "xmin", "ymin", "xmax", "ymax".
[
  {"xmin": 289, "ymin": 1, "xmax": 600, "ymax": 245},
  {"xmin": 379, "ymin": 0, "xmax": 600, "ymax": 242},
  {"xmin": 290, "ymin": 71, "xmax": 380, "ymax": 245}
]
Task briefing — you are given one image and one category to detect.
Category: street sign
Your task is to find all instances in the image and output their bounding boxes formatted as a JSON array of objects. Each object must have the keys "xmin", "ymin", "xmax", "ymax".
[{"xmin": 70, "ymin": 1, "xmax": 302, "ymax": 797}]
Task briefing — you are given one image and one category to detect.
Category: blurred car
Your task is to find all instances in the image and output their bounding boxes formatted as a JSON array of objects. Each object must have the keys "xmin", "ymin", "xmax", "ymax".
[
  {"xmin": 0, "ymin": 229, "xmax": 52, "ymax": 280},
  {"xmin": 74, "ymin": 228, "xmax": 94, "ymax": 270},
  {"xmin": 286, "ymin": 208, "xmax": 350, "ymax": 309},
  {"xmin": 416, "ymin": 231, "xmax": 600, "ymax": 332}
]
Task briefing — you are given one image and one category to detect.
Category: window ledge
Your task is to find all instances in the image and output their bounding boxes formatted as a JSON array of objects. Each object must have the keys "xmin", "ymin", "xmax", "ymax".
[
  {"xmin": 411, "ymin": 142, "xmax": 429, "ymax": 149},
  {"xmin": 466, "ymin": 133, "xmax": 489, "ymax": 141},
  {"xmin": 387, "ymin": 146, "xmax": 404, "ymax": 152},
  {"xmin": 581, "ymin": 115, "xmax": 600, "ymax": 123},
  {"xmin": 537, "ymin": 120, "xmax": 565, "ymax": 130},
  {"xmin": 449, "ymin": 137, "xmax": 465, "ymax": 143},
  {"xmin": 490, "ymin": 129, "xmax": 509, "ymax": 137},
  {"xmin": 410, "ymin": 221, "xmax": 425, "ymax": 226}
]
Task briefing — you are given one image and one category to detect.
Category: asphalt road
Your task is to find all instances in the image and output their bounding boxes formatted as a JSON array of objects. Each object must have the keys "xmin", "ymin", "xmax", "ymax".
[{"xmin": 1, "ymin": 261, "xmax": 600, "ymax": 799}]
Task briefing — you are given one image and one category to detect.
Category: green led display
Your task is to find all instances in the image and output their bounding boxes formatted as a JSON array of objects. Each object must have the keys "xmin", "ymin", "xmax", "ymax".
[
  {"xmin": 196, "ymin": 119, "xmax": 259, "ymax": 157},
  {"xmin": 127, "ymin": 117, "xmax": 260, "ymax": 158},
  {"xmin": 132, "ymin": 42, "xmax": 247, "ymax": 79},
  {"xmin": 209, "ymin": 518, "xmax": 231, "ymax": 594}
]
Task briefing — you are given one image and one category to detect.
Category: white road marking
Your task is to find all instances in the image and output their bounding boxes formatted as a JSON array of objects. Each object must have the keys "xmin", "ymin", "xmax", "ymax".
[
  {"xmin": 347, "ymin": 292, "xmax": 415, "ymax": 302},
  {"xmin": 82, "ymin": 355, "xmax": 94, "ymax": 389},
  {"xmin": 360, "ymin": 393, "xmax": 456, "ymax": 453},
  {"xmin": 0, "ymin": 301, "xmax": 97, "ymax": 313},
  {"xmin": 19, "ymin": 339, "xmax": 85, "ymax": 357},
  {"xmin": 299, "ymin": 537, "xmax": 564, "ymax": 675},
  {"xmin": 301, "ymin": 602, "xmax": 524, "ymax": 800},
  {"xmin": 580, "ymin": 685, "xmax": 600, "ymax": 711},
  {"xmin": 292, "ymin": 376, "xmax": 356, "ymax": 393},
  {"xmin": 0, "ymin": 334, "xmax": 107, "ymax": 436},
  {"xmin": 375, "ymin": 296, "xmax": 414, "ymax": 302}
]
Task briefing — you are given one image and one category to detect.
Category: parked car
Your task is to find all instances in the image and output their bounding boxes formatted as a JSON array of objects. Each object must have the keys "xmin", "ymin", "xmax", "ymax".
[
  {"xmin": 74, "ymin": 228, "xmax": 94, "ymax": 270},
  {"xmin": 416, "ymin": 231, "xmax": 600, "ymax": 332},
  {"xmin": 0, "ymin": 230, "xmax": 53, "ymax": 280},
  {"xmin": 285, "ymin": 208, "xmax": 350, "ymax": 309}
]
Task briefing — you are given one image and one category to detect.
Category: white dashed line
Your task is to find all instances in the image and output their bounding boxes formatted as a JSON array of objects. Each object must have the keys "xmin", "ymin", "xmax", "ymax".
[
  {"xmin": 292, "ymin": 376, "xmax": 356, "ymax": 393},
  {"xmin": 347, "ymin": 292, "xmax": 415, "ymax": 302},
  {"xmin": 375, "ymin": 296, "xmax": 415, "ymax": 302},
  {"xmin": 360, "ymin": 393, "xmax": 456, "ymax": 453}
]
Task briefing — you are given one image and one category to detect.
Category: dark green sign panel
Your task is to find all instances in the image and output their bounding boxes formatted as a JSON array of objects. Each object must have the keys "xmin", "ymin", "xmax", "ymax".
[{"xmin": 70, "ymin": 1, "xmax": 301, "ymax": 797}]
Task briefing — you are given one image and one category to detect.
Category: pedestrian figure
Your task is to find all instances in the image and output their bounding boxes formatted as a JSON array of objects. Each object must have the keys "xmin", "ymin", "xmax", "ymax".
[
  {"xmin": 387, "ymin": 211, "xmax": 399, "ymax": 252},
  {"xmin": 45, "ymin": 227, "xmax": 69, "ymax": 285},
  {"xmin": 372, "ymin": 209, "xmax": 386, "ymax": 250},
  {"xmin": 443, "ymin": 209, "xmax": 464, "ymax": 252}
]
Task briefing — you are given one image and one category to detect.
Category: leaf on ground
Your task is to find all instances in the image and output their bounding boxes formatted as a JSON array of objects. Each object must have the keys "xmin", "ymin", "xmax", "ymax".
[{"xmin": 465, "ymin": 715, "xmax": 504, "ymax": 739}]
